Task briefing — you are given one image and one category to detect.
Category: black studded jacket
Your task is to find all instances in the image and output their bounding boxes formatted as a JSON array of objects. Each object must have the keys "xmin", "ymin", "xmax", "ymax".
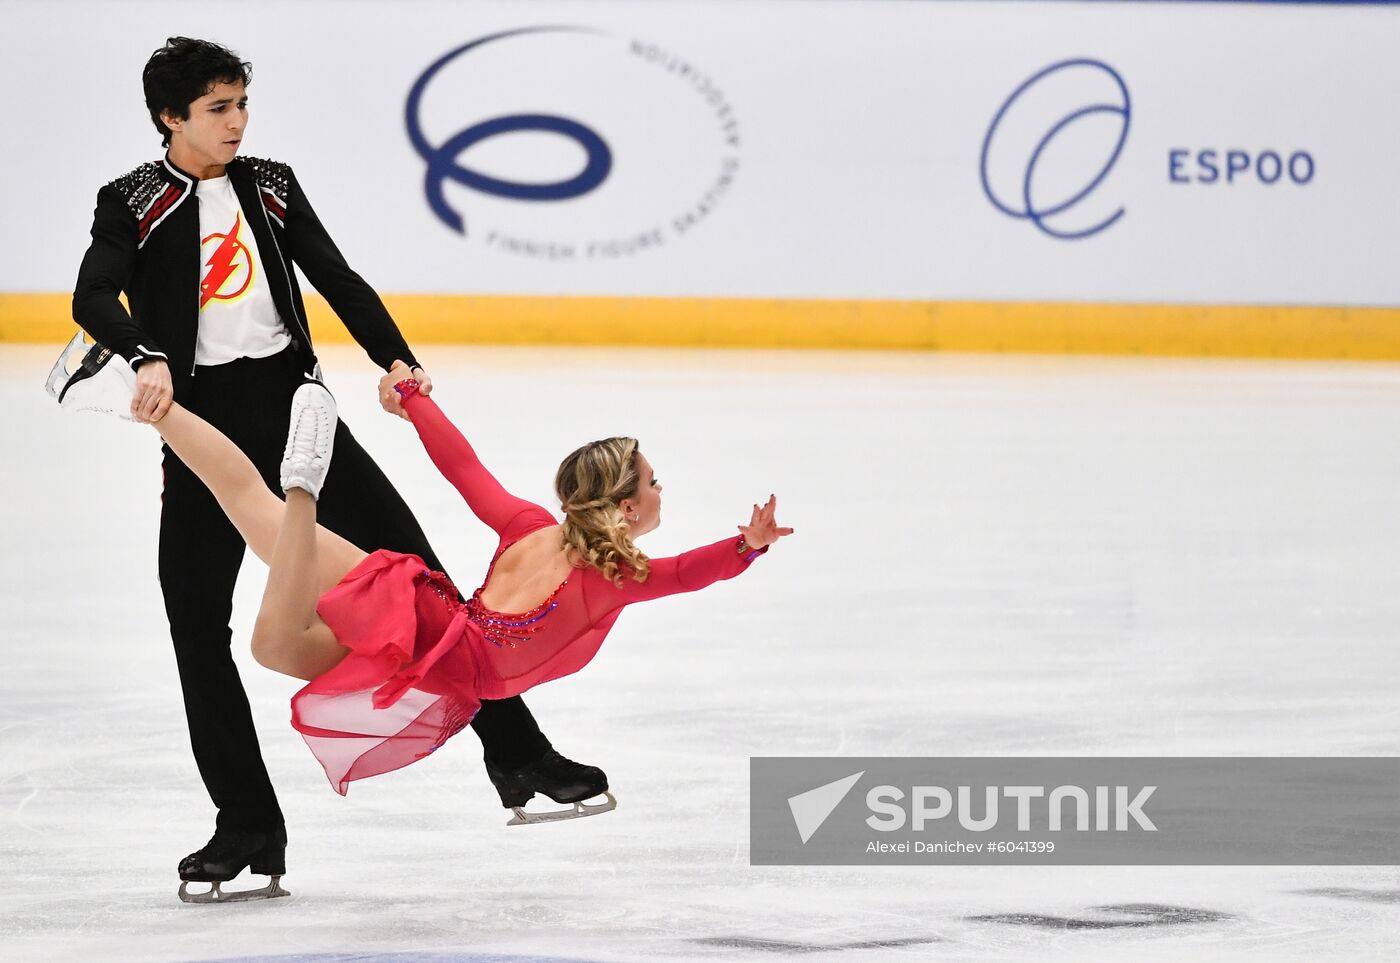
[{"xmin": 72, "ymin": 153, "xmax": 419, "ymax": 399}]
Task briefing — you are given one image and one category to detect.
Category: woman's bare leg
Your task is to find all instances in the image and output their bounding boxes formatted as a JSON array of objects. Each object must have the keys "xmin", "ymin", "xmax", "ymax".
[
  {"xmin": 152, "ymin": 404, "xmax": 367, "ymax": 679},
  {"xmin": 250, "ymin": 489, "xmax": 352, "ymax": 680}
]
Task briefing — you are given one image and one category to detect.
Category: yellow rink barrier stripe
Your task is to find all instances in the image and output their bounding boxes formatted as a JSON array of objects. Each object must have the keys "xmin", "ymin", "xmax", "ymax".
[{"xmin": 2, "ymin": 292, "xmax": 1398, "ymax": 360}]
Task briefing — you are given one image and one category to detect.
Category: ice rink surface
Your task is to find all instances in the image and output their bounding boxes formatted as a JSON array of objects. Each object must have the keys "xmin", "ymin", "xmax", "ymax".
[{"xmin": 4, "ymin": 343, "xmax": 1400, "ymax": 962}]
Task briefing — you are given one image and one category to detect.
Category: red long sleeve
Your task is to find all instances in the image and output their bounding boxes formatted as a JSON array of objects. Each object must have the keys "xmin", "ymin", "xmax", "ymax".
[
  {"xmin": 401, "ymin": 388, "xmax": 556, "ymax": 538},
  {"xmin": 584, "ymin": 535, "xmax": 765, "ymax": 617}
]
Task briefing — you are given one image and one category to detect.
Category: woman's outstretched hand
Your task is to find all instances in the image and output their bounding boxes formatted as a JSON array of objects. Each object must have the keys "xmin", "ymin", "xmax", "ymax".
[
  {"xmin": 379, "ymin": 359, "xmax": 434, "ymax": 420},
  {"xmin": 738, "ymin": 495, "xmax": 794, "ymax": 550}
]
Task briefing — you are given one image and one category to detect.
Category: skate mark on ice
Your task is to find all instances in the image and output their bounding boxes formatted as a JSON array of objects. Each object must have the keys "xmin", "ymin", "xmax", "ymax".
[
  {"xmin": 9, "ymin": 778, "xmax": 40, "ymax": 833},
  {"xmin": 1295, "ymin": 887, "xmax": 1400, "ymax": 905},
  {"xmin": 690, "ymin": 935, "xmax": 942, "ymax": 953},
  {"xmin": 969, "ymin": 903, "xmax": 1233, "ymax": 930}
]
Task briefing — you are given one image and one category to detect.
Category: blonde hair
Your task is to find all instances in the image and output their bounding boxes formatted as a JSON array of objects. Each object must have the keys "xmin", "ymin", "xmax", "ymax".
[{"xmin": 555, "ymin": 437, "xmax": 651, "ymax": 586}]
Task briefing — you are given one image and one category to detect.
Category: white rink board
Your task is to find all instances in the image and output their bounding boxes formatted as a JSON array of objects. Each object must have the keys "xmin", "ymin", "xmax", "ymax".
[{"xmin": 1, "ymin": 0, "xmax": 1397, "ymax": 304}]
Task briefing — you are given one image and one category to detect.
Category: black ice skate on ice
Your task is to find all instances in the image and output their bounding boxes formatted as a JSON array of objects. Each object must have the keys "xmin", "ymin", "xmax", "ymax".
[
  {"xmin": 44, "ymin": 330, "xmax": 138, "ymax": 419},
  {"xmin": 486, "ymin": 748, "xmax": 617, "ymax": 826},
  {"xmin": 177, "ymin": 827, "xmax": 290, "ymax": 903}
]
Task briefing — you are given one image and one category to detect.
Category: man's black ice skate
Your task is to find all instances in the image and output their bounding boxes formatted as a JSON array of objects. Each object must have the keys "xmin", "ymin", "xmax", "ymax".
[
  {"xmin": 177, "ymin": 826, "xmax": 290, "ymax": 903},
  {"xmin": 485, "ymin": 748, "xmax": 616, "ymax": 826}
]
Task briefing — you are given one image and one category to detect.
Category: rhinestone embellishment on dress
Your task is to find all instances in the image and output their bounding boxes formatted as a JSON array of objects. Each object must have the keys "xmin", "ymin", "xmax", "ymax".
[{"xmin": 463, "ymin": 582, "xmax": 565, "ymax": 649}]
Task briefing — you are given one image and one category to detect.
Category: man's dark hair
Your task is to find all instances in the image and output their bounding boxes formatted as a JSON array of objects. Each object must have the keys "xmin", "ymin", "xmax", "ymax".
[{"xmin": 143, "ymin": 37, "xmax": 252, "ymax": 147}]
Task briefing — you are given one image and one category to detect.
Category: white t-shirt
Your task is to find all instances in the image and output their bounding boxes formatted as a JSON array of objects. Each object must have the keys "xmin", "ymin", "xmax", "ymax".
[{"xmin": 194, "ymin": 175, "xmax": 291, "ymax": 366}]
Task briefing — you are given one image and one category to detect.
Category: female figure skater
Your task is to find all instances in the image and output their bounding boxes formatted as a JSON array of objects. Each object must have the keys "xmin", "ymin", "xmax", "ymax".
[{"xmin": 144, "ymin": 362, "xmax": 791, "ymax": 807}]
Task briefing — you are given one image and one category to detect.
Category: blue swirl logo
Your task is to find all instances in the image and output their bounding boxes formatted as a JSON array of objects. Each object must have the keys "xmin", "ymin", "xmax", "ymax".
[
  {"xmin": 980, "ymin": 59, "xmax": 1131, "ymax": 240},
  {"xmin": 405, "ymin": 27, "xmax": 614, "ymax": 235}
]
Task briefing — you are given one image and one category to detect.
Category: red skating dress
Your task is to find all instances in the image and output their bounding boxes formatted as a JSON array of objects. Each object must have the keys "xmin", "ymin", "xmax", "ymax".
[{"xmin": 290, "ymin": 384, "xmax": 766, "ymax": 794}]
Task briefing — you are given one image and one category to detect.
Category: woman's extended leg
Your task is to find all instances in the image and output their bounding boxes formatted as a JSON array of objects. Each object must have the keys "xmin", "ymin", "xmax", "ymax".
[
  {"xmin": 153, "ymin": 402, "xmax": 367, "ymax": 679},
  {"xmin": 250, "ymin": 487, "xmax": 351, "ymax": 680}
]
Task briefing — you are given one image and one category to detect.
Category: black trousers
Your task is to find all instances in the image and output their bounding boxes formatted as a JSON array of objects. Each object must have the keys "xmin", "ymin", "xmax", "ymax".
[{"xmin": 158, "ymin": 349, "xmax": 550, "ymax": 833}]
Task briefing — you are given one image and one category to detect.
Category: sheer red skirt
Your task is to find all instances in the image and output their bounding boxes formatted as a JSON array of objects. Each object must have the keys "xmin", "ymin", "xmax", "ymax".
[{"xmin": 290, "ymin": 549, "xmax": 481, "ymax": 795}]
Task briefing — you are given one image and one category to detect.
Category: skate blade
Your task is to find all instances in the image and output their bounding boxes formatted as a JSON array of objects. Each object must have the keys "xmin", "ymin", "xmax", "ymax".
[
  {"xmin": 44, "ymin": 330, "xmax": 91, "ymax": 401},
  {"xmin": 507, "ymin": 791, "xmax": 617, "ymax": 827},
  {"xmin": 178, "ymin": 875, "xmax": 290, "ymax": 904},
  {"xmin": 45, "ymin": 332, "xmax": 136, "ymax": 419}
]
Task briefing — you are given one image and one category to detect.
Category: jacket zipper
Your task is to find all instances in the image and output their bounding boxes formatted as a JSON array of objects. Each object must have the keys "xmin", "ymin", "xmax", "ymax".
[
  {"xmin": 257, "ymin": 196, "xmax": 317, "ymax": 373},
  {"xmin": 156, "ymin": 158, "xmax": 202, "ymax": 379}
]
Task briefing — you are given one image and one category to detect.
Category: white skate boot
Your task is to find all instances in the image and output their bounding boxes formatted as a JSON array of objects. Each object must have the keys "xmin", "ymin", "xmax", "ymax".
[
  {"xmin": 44, "ymin": 331, "xmax": 137, "ymax": 420},
  {"xmin": 280, "ymin": 381, "xmax": 337, "ymax": 499}
]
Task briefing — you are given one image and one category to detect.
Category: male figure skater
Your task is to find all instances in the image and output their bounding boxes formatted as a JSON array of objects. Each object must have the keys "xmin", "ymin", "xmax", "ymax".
[{"xmin": 69, "ymin": 37, "xmax": 607, "ymax": 902}]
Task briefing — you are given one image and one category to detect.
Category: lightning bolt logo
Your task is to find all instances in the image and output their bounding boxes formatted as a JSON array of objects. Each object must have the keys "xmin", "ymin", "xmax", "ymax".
[{"xmin": 200, "ymin": 212, "xmax": 253, "ymax": 308}]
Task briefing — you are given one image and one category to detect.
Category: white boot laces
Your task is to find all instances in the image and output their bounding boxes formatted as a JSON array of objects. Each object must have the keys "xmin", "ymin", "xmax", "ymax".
[{"xmin": 289, "ymin": 401, "xmax": 327, "ymax": 470}]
